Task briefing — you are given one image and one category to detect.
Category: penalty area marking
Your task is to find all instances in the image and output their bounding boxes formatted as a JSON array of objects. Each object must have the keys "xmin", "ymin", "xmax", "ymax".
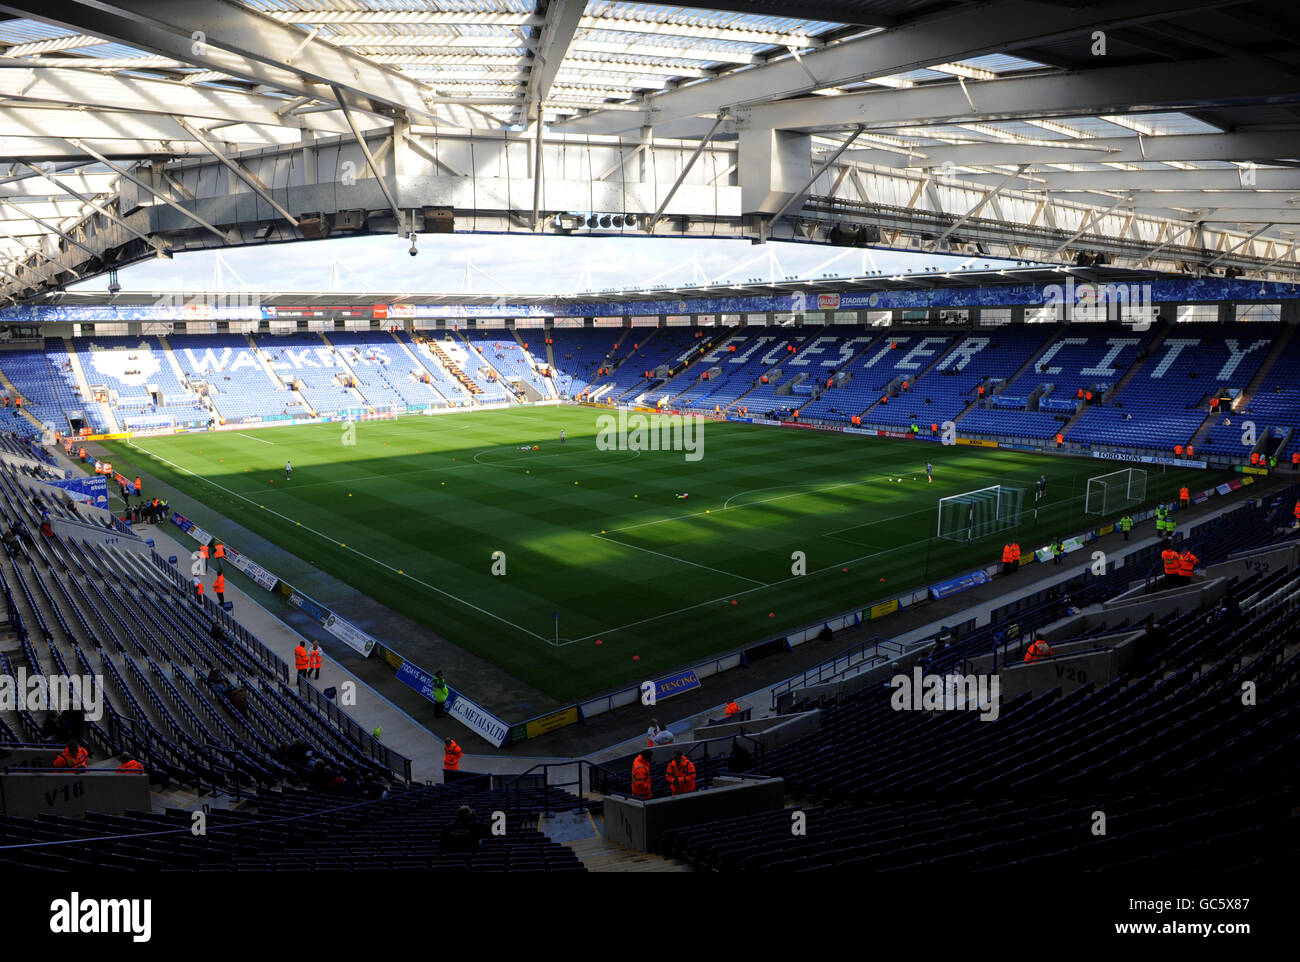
[{"xmin": 591, "ymin": 533, "xmax": 767, "ymax": 588}]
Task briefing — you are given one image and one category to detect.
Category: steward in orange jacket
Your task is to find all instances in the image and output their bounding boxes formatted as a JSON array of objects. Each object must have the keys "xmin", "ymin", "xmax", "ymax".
[
  {"xmin": 443, "ymin": 738, "xmax": 463, "ymax": 773},
  {"xmin": 665, "ymin": 751, "xmax": 696, "ymax": 795},
  {"xmin": 294, "ymin": 642, "xmax": 309, "ymax": 676},
  {"xmin": 53, "ymin": 743, "xmax": 89, "ymax": 770},
  {"xmin": 1024, "ymin": 639, "xmax": 1053, "ymax": 663},
  {"xmin": 631, "ymin": 750, "xmax": 653, "ymax": 799}
]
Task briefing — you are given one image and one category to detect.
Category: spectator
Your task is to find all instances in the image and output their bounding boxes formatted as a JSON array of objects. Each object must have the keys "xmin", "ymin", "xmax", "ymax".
[
  {"xmin": 52, "ymin": 741, "xmax": 88, "ymax": 770},
  {"xmin": 645, "ymin": 718, "xmax": 662, "ymax": 747},
  {"xmin": 440, "ymin": 806, "xmax": 490, "ymax": 855},
  {"xmin": 653, "ymin": 726, "xmax": 675, "ymax": 746}
]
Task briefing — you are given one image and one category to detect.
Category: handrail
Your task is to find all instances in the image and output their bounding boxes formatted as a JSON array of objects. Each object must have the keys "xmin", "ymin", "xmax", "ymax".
[
  {"xmin": 769, "ymin": 634, "xmax": 899, "ymax": 708},
  {"xmin": 295, "ymin": 676, "xmax": 412, "ymax": 784}
]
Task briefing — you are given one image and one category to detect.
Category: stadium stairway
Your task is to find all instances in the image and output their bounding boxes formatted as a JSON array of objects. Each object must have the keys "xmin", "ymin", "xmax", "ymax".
[
  {"xmin": 62, "ymin": 337, "xmax": 120, "ymax": 434},
  {"xmin": 985, "ymin": 324, "xmax": 1068, "ymax": 403},
  {"xmin": 1237, "ymin": 322, "xmax": 1296, "ymax": 408}
]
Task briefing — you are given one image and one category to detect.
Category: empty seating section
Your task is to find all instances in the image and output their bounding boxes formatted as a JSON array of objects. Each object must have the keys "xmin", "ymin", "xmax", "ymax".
[
  {"xmin": 590, "ymin": 327, "xmax": 700, "ymax": 402},
  {"xmin": 1070, "ymin": 325, "xmax": 1279, "ymax": 449},
  {"xmin": 74, "ymin": 335, "xmax": 208, "ymax": 430},
  {"xmin": 399, "ymin": 332, "xmax": 475, "ymax": 403},
  {"xmin": 0, "ymin": 455, "xmax": 400, "ymax": 795},
  {"xmin": 0, "ymin": 344, "xmax": 80, "ymax": 434},
  {"xmin": 1203, "ymin": 331, "xmax": 1300, "ymax": 461},
  {"xmin": 254, "ymin": 334, "xmax": 360, "ymax": 416},
  {"xmin": 173, "ymin": 335, "xmax": 289, "ymax": 423},
  {"xmin": 429, "ymin": 335, "xmax": 512, "ymax": 402},
  {"xmin": 547, "ymin": 328, "xmax": 625, "ymax": 396},
  {"xmin": 462, "ymin": 332, "xmax": 552, "ymax": 398},
  {"xmin": 331, "ymin": 331, "xmax": 444, "ymax": 410},
  {"xmin": 800, "ymin": 330, "xmax": 955, "ymax": 422},
  {"xmin": 867, "ymin": 326, "xmax": 1055, "ymax": 430},
  {"xmin": 0, "ymin": 783, "xmax": 587, "ymax": 872},
  {"xmin": 655, "ymin": 494, "xmax": 1300, "ymax": 871}
]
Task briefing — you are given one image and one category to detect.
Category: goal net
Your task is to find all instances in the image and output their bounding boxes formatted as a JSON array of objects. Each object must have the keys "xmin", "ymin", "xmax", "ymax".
[
  {"xmin": 937, "ymin": 485, "xmax": 1027, "ymax": 542},
  {"xmin": 1085, "ymin": 467, "xmax": 1147, "ymax": 516}
]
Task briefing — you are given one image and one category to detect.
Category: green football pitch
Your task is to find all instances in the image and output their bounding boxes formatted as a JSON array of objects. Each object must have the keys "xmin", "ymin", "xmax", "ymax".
[{"xmin": 104, "ymin": 408, "xmax": 1218, "ymax": 702}]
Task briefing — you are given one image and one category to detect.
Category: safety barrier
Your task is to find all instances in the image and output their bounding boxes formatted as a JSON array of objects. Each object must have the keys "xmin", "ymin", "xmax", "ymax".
[{"xmin": 296, "ymin": 676, "xmax": 412, "ymax": 784}]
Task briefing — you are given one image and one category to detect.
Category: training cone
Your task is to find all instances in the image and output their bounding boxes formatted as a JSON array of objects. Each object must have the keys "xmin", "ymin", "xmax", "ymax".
[
  {"xmin": 595, "ymin": 639, "xmax": 602, "ymax": 646},
  {"xmin": 633, "ymin": 654, "xmax": 639, "ymax": 661}
]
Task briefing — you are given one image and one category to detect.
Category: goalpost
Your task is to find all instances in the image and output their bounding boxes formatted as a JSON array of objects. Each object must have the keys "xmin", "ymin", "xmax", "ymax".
[
  {"xmin": 1085, "ymin": 467, "xmax": 1147, "ymax": 516},
  {"xmin": 937, "ymin": 485, "xmax": 1027, "ymax": 542}
]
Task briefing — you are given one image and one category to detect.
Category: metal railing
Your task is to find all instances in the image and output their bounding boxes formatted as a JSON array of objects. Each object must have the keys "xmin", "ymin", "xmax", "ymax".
[
  {"xmin": 769, "ymin": 635, "xmax": 901, "ymax": 708},
  {"xmin": 295, "ymin": 676, "xmax": 412, "ymax": 784},
  {"xmin": 498, "ymin": 759, "xmax": 617, "ymax": 816}
]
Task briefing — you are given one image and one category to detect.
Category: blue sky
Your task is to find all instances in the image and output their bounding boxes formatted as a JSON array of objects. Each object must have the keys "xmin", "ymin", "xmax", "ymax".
[{"xmin": 80, "ymin": 233, "xmax": 1023, "ymax": 296}]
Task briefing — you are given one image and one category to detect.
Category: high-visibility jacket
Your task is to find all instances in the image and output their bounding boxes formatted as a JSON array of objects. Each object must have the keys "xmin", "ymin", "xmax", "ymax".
[
  {"xmin": 213, "ymin": 574, "xmax": 225, "ymax": 594},
  {"xmin": 631, "ymin": 758, "xmax": 652, "ymax": 798},
  {"xmin": 666, "ymin": 757, "xmax": 696, "ymax": 794},
  {"xmin": 294, "ymin": 644, "xmax": 309, "ymax": 671},
  {"xmin": 133, "ymin": 478, "xmax": 141, "ymax": 492},
  {"xmin": 53, "ymin": 746, "xmax": 88, "ymax": 770},
  {"xmin": 1294, "ymin": 500, "xmax": 1300, "ymax": 519},
  {"xmin": 214, "ymin": 543, "xmax": 225, "ymax": 559},
  {"xmin": 1011, "ymin": 543, "xmax": 1021, "ymax": 562},
  {"xmin": 117, "ymin": 758, "xmax": 145, "ymax": 774},
  {"xmin": 724, "ymin": 701, "xmax": 740, "ymax": 717},
  {"xmin": 308, "ymin": 647, "xmax": 321, "ymax": 670},
  {"xmin": 1162, "ymin": 549, "xmax": 1181, "ymax": 575},
  {"xmin": 443, "ymin": 740, "xmax": 463, "ymax": 771},
  {"xmin": 1002, "ymin": 544, "xmax": 1014, "ymax": 563},
  {"xmin": 1166, "ymin": 517, "xmax": 1177, "ymax": 535},
  {"xmin": 194, "ymin": 581, "xmax": 203, "ymax": 597},
  {"xmin": 1120, "ymin": 516, "xmax": 1133, "ymax": 531},
  {"xmin": 1178, "ymin": 551, "xmax": 1198, "ymax": 577},
  {"xmin": 1179, "ymin": 487, "xmax": 1189, "ymax": 501},
  {"xmin": 199, "ymin": 544, "xmax": 209, "ymax": 559},
  {"xmin": 1024, "ymin": 640, "xmax": 1052, "ymax": 663},
  {"xmin": 432, "ymin": 679, "xmax": 449, "ymax": 704}
]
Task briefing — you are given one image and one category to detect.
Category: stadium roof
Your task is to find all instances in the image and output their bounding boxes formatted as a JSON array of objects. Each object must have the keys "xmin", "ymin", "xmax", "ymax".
[{"xmin": 0, "ymin": 0, "xmax": 1298, "ymax": 301}]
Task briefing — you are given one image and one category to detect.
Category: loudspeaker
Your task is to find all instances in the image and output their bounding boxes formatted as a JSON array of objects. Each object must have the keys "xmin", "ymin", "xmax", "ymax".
[
  {"xmin": 422, "ymin": 206, "xmax": 455, "ymax": 233},
  {"xmin": 333, "ymin": 209, "xmax": 366, "ymax": 231},
  {"xmin": 298, "ymin": 214, "xmax": 329, "ymax": 239}
]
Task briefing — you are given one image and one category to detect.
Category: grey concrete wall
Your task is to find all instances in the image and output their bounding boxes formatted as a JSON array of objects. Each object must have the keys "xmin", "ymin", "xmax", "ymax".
[
  {"xmin": 1103, "ymin": 577, "xmax": 1227, "ymax": 622},
  {"xmin": 51, "ymin": 516, "xmax": 149, "ymax": 553},
  {"xmin": 1205, "ymin": 543, "xmax": 1299, "ymax": 584},
  {"xmin": 603, "ymin": 776, "xmax": 786, "ymax": 852},
  {"xmin": 0, "ymin": 772, "xmax": 151, "ymax": 817},
  {"xmin": 999, "ymin": 648, "xmax": 1116, "ymax": 701}
]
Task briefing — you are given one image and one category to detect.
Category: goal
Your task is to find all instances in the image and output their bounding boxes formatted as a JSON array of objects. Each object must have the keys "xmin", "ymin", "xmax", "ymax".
[
  {"xmin": 1085, "ymin": 467, "xmax": 1147, "ymax": 516},
  {"xmin": 937, "ymin": 485, "xmax": 1027, "ymax": 542}
]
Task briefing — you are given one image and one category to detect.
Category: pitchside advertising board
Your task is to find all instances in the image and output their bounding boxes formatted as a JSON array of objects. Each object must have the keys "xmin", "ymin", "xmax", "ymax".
[
  {"xmin": 395, "ymin": 660, "xmax": 511, "ymax": 747},
  {"xmin": 1091, "ymin": 450, "xmax": 1207, "ymax": 470},
  {"xmin": 654, "ymin": 668, "xmax": 701, "ymax": 701},
  {"xmin": 929, "ymin": 569, "xmax": 991, "ymax": 601}
]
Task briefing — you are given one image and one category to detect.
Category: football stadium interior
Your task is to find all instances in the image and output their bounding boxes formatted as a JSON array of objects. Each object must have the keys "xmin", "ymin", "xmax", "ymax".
[{"xmin": 0, "ymin": 0, "xmax": 1296, "ymax": 900}]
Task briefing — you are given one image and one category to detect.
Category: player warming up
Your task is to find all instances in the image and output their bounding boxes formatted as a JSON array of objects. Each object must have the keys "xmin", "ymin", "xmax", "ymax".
[
  {"xmin": 926, "ymin": 461, "xmax": 933, "ymax": 484},
  {"xmin": 675, "ymin": 492, "xmax": 689, "ymax": 500},
  {"xmin": 285, "ymin": 460, "xmax": 292, "ymax": 481},
  {"xmin": 560, "ymin": 428, "xmax": 566, "ymax": 444}
]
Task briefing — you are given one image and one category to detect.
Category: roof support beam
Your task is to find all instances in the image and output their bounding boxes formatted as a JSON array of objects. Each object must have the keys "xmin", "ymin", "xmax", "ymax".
[
  {"xmin": 932, "ymin": 164, "xmax": 1026, "ymax": 249},
  {"xmin": 648, "ymin": 111, "xmax": 728, "ymax": 232},
  {"xmin": 330, "ymin": 84, "xmax": 402, "ymax": 229},
  {"xmin": 519, "ymin": 0, "xmax": 586, "ymax": 127},
  {"xmin": 1049, "ymin": 196, "xmax": 1130, "ymax": 257},
  {"xmin": 768, "ymin": 126, "xmax": 865, "ymax": 232},
  {"xmin": 734, "ymin": 56, "xmax": 1300, "ymax": 133},
  {"xmin": 0, "ymin": 199, "xmax": 101, "ymax": 261},
  {"xmin": 0, "ymin": 221, "xmax": 81, "ymax": 278},
  {"xmin": 173, "ymin": 118, "xmax": 300, "ymax": 227},
  {"xmin": 1207, "ymin": 223, "xmax": 1273, "ymax": 267},
  {"xmin": 20, "ymin": 161, "xmax": 168, "ymax": 255},
  {"xmin": 67, "ymin": 139, "xmax": 232, "ymax": 242},
  {"xmin": 556, "ymin": 0, "xmax": 1231, "ymax": 135}
]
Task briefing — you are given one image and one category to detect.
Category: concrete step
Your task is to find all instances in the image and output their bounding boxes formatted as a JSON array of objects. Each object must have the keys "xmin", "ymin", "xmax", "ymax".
[{"xmin": 544, "ymin": 810, "xmax": 691, "ymax": 872}]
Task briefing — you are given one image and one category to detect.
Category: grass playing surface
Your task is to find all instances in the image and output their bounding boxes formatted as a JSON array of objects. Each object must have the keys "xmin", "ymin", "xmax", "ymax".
[{"xmin": 105, "ymin": 408, "xmax": 1220, "ymax": 702}]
